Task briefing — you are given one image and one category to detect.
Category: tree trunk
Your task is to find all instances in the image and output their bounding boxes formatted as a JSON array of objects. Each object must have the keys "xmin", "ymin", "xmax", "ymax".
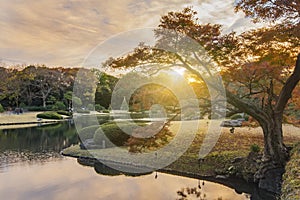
[
  {"xmin": 42, "ymin": 96, "xmax": 46, "ymax": 108},
  {"xmin": 254, "ymin": 114, "xmax": 289, "ymax": 194},
  {"xmin": 254, "ymin": 53, "xmax": 300, "ymax": 193},
  {"xmin": 260, "ymin": 113, "xmax": 287, "ymax": 162}
]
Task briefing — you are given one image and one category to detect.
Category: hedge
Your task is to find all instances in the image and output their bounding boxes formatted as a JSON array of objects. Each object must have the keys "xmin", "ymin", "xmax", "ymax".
[
  {"xmin": 0, "ymin": 104, "xmax": 4, "ymax": 113},
  {"xmin": 93, "ymin": 122, "xmax": 145, "ymax": 148},
  {"xmin": 57, "ymin": 110, "xmax": 72, "ymax": 116},
  {"xmin": 76, "ymin": 109, "xmax": 90, "ymax": 114},
  {"xmin": 78, "ymin": 125, "xmax": 100, "ymax": 141},
  {"xmin": 36, "ymin": 112, "xmax": 63, "ymax": 120}
]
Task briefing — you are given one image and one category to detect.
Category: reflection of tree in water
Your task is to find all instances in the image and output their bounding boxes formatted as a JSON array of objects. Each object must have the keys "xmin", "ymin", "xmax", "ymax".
[
  {"xmin": 176, "ymin": 179, "xmax": 209, "ymax": 200},
  {"xmin": 78, "ymin": 158, "xmax": 152, "ymax": 177},
  {"xmin": 0, "ymin": 122, "xmax": 78, "ymax": 152},
  {"xmin": 0, "ymin": 150, "xmax": 62, "ymax": 167},
  {"xmin": 0, "ymin": 122, "xmax": 78, "ymax": 166}
]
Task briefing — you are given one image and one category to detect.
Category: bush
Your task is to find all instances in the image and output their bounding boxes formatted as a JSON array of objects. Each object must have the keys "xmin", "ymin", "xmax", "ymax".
[
  {"xmin": 97, "ymin": 115, "xmax": 111, "ymax": 124},
  {"xmin": 0, "ymin": 104, "xmax": 4, "ymax": 113},
  {"xmin": 93, "ymin": 122, "xmax": 142, "ymax": 147},
  {"xmin": 250, "ymin": 144, "xmax": 261, "ymax": 153},
  {"xmin": 130, "ymin": 112, "xmax": 149, "ymax": 119},
  {"xmin": 53, "ymin": 101, "xmax": 66, "ymax": 111},
  {"xmin": 19, "ymin": 102, "xmax": 26, "ymax": 108},
  {"xmin": 27, "ymin": 106, "xmax": 50, "ymax": 111},
  {"xmin": 76, "ymin": 109, "xmax": 90, "ymax": 114},
  {"xmin": 57, "ymin": 110, "xmax": 72, "ymax": 116},
  {"xmin": 87, "ymin": 104, "xmax": 94, "ymax": 111},
  {"xmin": 78, "ymin": 125, "xmax": 100, "ymax": 141},
  {"xmin": 230, "ymin": 114, "xmax": 244, "ymax": 120},
  {"xmin": 95, "ymin": 104, "xmax": 105, "ymax": 112},
  {"xmin": 36, "ymin": 112, "xmax": 63, "ymax": 120}
]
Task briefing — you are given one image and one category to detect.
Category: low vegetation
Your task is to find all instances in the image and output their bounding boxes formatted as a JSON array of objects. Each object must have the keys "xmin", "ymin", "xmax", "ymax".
[
  {"xmin": 126, "ymin": 122, "xmax": 174, "ymax": 153},
  {"xmin": 93, "ymin": 122, "xmax": 146, "ymax": 147},
  {"xmin": 0, "ymin": 104, "xmax": 4, "ymax": 113},
  {"xmin": 281, "ymin": 143, "xmax": 300, "ymax": 200},
  {"xmin": 56, "ymin": 110, "xmax": 72, "ymax": 116},
  {"xmin": 64, "ymin": 122, "xmax": 300, "ymax": 180},
  {"xmin": 36, "ymin": 112, "xmax": 63, "ymax": 120},
  {"xmin": 78, "ymin": 125, "xmax": 100, "ymax": 141}
]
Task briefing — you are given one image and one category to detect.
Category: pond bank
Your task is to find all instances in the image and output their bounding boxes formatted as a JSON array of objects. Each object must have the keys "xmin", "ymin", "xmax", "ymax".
[
  {"xmin": 62, "ymin": 145, "xmax": 277, "ymax": 199},
  {"xmin": 0, "ymin": 112, "xmax": 69, "ymax": 129},
  {"xmin": 62, "ymin": 119, "xmax": 300, "ymax": 199}
]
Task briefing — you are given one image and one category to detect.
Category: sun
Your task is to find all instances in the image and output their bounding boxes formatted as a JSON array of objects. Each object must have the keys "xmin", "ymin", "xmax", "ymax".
[{"xmin": 174, "ymin": 68, "xmax": 185, "ymax": 75}]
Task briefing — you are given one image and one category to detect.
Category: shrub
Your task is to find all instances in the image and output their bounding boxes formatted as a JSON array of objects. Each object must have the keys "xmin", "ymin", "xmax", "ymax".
[
  {"xmin": 57, "ymin": 110, "xmax": 72, "ymax": 116},
  {"xmin": 126, "ymin": 122, "xmax": 174, "ymax": 153},
  {"xmin": 130, "ymin": 112, "xmax": 149, "ymax": 119},
  {"xmin": 73, "ymin": 96, "xmax": 82, "ymax": 107},
  {"xmin": 250, "ymin": 144, "xmax": 261, "ymax": 153},
  {"xmin": 230, "ymin": 114, "xmax": 244, "ymax": 120},
  {"xmin": 78, "ymin": 125, "xmax": 100, "ymax": 141},
  {"xmin": 36, "ymin": 112, "xmax": 63, "ymax": 120},
  {"xmin": 27, "ymin": 106, "xmax": 50, "ymax": 111},
  {"xmin": 19, "ymin": 102, "xmax": 26, "ymax": 108},
  {"xmin": 97, "ymin": 115, "xmax": 111, "ymax": 124},
  {"xmin": 0, "ymin": 104, "xmax": 4, "ymax": 113},
  {"xmin": 76, "ymin": 109, "xmax": 90, "ymax": 114},
  {"xmin": 95, "ymin": 104, "xmax": 105, "ymax": 112},
  {"xmin": 102, "ymin": 110, "xmax": 110, "ymax": 113},
  {"xmin": 53, "ymin": 101, "xmax": 66, "ymax": 111},
  {"xmin": 87, "ymin": 104, "xmax": 94, "ymax": 111},
  {"xmin": 93, "ymin": 122, "xmax": 143, "ymax": 147}
]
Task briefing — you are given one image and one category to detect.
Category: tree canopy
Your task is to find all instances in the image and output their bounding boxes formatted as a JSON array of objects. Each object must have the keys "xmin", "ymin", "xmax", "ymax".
[{"xmin": 103, "ymin": 2, "xmax": 300, "ymax": 193}]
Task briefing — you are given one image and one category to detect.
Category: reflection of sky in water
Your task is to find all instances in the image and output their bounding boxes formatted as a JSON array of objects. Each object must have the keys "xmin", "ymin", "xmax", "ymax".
[{"xmin": 0, "ymin": 158, "xmax": 249, "ymax": 200}]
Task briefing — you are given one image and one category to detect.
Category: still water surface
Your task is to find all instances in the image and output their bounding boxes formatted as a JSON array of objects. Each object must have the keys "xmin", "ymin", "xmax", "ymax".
[{"xmin": 0, "ymin": 121, "xmax": 270, "ymax": 199}]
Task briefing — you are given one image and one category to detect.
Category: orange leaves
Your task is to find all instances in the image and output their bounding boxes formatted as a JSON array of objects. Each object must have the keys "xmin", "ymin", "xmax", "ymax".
[
  {"xmin": 126, "ymin": 122, "xmax": 174, "ymax": 153},
  {"xmin": 235, "ymin": 0, "xmax": 300, "ymax": 24}
]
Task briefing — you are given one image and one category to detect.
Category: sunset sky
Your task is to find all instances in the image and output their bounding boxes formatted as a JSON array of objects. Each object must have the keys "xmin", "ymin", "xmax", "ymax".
[{"xmin": 0, "ymin": 0, "xmax": 263, "ymax": 68}]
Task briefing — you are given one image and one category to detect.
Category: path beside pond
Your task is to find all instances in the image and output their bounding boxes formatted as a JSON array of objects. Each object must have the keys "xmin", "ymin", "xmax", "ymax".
[{"xmin": 0, "ymin": 112, "xmax": 61, "ymax": 129}]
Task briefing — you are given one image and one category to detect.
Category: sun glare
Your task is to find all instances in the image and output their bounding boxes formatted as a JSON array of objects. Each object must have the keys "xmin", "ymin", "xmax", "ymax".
[{"xmin": 174, "ymin": 68, "xmax": 185, "ymax": 75}]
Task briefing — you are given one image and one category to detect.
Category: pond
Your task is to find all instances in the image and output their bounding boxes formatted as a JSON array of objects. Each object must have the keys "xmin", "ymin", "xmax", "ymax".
[{"xmin": 0, "ymin": 120, "xmax": 275, "ymax": 200}]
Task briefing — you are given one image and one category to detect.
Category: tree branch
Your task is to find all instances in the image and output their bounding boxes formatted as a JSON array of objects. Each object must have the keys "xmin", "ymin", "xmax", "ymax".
[{"xmin": 275, "ymin": 53, "xmax": 300, "ymax": 114}]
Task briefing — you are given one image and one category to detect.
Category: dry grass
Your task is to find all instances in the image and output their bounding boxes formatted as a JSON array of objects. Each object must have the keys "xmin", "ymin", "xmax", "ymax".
[{"xmin": 63, "ymin": 120, "xmax": 300, "ymax": 177}]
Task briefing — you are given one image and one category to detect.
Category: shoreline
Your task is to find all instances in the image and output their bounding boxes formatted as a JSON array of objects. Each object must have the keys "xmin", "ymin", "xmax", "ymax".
[
  {"xmin": 62, "ymin": 150, "xmax": 276, "ymax": 199},
  {"xmin": 0, "ymin": 112, "xmax": 68, "ymax": 129}
]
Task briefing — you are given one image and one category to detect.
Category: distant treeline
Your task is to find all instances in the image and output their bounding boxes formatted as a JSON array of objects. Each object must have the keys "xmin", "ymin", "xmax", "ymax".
[
  {"xmin": 0, "ymin": 65, "xmax": 118, "ymax": 111},
  {"xmin": 0, "ymin": 65, "xmax": 202, "ymax": 114}
]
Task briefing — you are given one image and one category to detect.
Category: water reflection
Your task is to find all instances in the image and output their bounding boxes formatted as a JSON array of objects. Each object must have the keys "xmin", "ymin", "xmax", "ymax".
[
  {"xmin": 0, "ymin": 158, "xmax": 251, "ymax": 200},
  {"xmin": 0, "ymin": 119, "xmax": 277, "ymax": 200},
  {"xmin": 0, "ymin": 122, "xmax": 78, "ymax": 152},
  {"xmin": 0, "ymin": 122, "xmax": 78, "ymax": 171}
]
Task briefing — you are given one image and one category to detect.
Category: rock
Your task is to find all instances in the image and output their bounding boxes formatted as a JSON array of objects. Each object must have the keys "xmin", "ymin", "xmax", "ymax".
[
  {"xmin": 232, "ymin": 157, "xmax": 244, "ymax": 163},
  {"xmin": 220, "ymin": 120, "xmax": 242, "ymax": 127},
  {"xmin": 215, "ymin": 175, "xmax": 228, "ymax": 179},
  {"xmin": 80, "ymin": 139, "xmax": 102, "ymax": 149},
  {"xmin": 258, "ymin": 167, "xmax": 285, "ymax": 194}
]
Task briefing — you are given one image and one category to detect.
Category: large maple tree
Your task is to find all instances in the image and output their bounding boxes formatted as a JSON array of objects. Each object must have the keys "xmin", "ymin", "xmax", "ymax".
[{"xmin": 104, "ymin": 1, "xmax": 300, "ymax": 192}]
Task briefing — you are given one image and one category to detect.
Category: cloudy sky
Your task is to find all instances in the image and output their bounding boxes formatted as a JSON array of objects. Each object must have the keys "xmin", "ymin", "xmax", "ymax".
[{"xmin": 0, "ymin": 0, "xmax": 262, "ymax": 67}]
